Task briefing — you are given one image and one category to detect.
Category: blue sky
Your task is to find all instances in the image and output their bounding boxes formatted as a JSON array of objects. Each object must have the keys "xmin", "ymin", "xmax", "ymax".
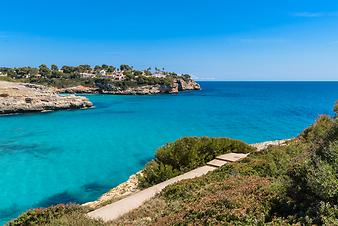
[{"xmin": 1, "ymin": 0, "xmax": 338, "ymax": 80}]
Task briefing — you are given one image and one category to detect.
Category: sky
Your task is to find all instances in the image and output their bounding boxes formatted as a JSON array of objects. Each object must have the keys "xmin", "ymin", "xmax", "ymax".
[{"xmin": 1, "ymin": 0, "xmax": 338, "ymax": 80}]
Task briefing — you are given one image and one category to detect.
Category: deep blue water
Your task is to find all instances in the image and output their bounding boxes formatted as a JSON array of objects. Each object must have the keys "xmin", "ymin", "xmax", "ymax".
[{"xmin": 0, "ymin": 81, "xmax": 337, "ymax": 224}]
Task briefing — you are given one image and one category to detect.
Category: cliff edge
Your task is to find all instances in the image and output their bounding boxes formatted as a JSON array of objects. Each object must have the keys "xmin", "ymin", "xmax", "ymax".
[{"xmin": 0, "ymin": 81, "xmax": 93, "ymax": 114}]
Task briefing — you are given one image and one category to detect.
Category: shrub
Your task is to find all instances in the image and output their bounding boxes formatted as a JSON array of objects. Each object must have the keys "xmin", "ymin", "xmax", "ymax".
[
  {"xmin": 300, "ymin": 115, "xmax": 336, "ymax": 144},
  {"xmin": 282, "ymin": 112, "xmax": 338, "ymax": 224},
  {"xmin": 7, "ymin": 204, "xmax": 103, "ymax": 226},
  {"xmin": 220, "ymin": 141, "xmax": 307, "ymax": 178},
  {"xmin": 138, "ymin": 137, "xmax": 254, "ymax": 188}
]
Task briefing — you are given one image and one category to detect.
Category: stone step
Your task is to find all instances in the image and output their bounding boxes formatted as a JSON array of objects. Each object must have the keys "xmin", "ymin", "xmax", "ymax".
[
  {"xmin": 207, "ymin": 159, "xmax": 228, "ymax": 167},
  {"xmin": 215, "ymin": 153, "xmax": 249, "ymax": 162}
]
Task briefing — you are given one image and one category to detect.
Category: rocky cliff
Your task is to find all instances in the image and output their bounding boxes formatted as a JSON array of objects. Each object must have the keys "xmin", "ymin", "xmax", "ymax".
[
  {"xmin": 0, "ymin": 81, "xmax": 93, "ymax": 115},
  {"xmin": 90, "ymin": 78, "xmax": 201, "ymax": 95},
  {"xmin": 58, "ymin": 85, "xmax": 100, "ymax": 94}
]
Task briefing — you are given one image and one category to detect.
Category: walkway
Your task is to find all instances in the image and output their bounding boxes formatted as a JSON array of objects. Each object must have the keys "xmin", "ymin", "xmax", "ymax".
[{"xmin": 87, "ymin": 152, "xmax": 248, "ymax": 222}]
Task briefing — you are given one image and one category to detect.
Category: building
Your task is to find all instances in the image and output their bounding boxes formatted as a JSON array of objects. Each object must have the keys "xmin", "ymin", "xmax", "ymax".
[
  {"xmin": 96, "ymin": 70, "xmax": 107, "ymax": 77},
  {"xmin": 152, "ymin": 73, "xmax": 166, "ymax": 78},
  {"xmin": 79, "ymin": 72, "xmax": 96, "ymax": 78},
  {"xmin": 112, "ymin": 71, "xmax": 125, "ymax": 81}
]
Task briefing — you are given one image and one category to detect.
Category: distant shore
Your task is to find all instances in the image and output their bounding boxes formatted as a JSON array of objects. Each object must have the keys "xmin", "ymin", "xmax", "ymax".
[{"xmin": 83, "ymin": 139, "xmax": 290, "ymax": 209}]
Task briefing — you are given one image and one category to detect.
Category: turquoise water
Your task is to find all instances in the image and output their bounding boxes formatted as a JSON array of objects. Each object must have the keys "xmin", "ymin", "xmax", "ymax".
[{"xmin": 0, "ymin": 81, "xmax": 337, "ymax": 224}]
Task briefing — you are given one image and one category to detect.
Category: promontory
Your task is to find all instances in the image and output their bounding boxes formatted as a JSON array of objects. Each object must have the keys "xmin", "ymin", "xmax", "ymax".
[
  {"xmin": 0, "ymin": 64, "xmax": 201, "ymax": 95},
  {"xmin": 0, "ymin": 81, "xmax": 93, "ymax": 115}
]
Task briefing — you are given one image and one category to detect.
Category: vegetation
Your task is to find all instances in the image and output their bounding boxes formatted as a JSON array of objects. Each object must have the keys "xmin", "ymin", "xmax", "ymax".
[
  {"xmin": 9, "ymin": 103, "xmax": 338, "ymax": 225},
  {"xmin": 138, "ymin": 137, "xmax": 255, "ymax": 188},
  {"xmin": 0, "ymin": 64, "xmax": 192, "ymax": 90},
  {"xmin": 7, "ymin": 205, "xmax": 104, "ymax": 226}
]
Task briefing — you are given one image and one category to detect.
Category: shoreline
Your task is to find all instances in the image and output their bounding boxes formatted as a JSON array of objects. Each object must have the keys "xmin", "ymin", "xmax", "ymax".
[
  {"xmin": 83, "ymin": 138, "xmax": 290, "ymax": 209},
  {"xmin": 0, "ymin": 105, "xmax": 95, "ymax": 117},
  {"xmin": 0, "ymin": 81, "xmax": 93, "ymax": 115}
]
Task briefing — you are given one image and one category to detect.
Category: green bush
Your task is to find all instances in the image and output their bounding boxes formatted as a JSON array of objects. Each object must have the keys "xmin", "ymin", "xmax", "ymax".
[
  {"xmin": 7, "ymin": 204, "xmax": 103, "ymax": 226},
  {"xmin": 138, "ymin": 137, "xmax": 255, "ymax": 188},
  {"xmin": 300, "ymin": 115, "xmax": 336, "ymax": 144},
  {"xmin": 281, "ymin": 113, "xmax": 338, "ymax": 224}
]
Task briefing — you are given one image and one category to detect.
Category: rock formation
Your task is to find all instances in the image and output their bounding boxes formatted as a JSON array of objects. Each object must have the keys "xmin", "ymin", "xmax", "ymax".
[
  {"xmin": 176, "ymin": 78, "xmax": 201, "ymax": 91},
  {"xmin": 92, "ymin": 78, "xmax": 200, "ymax": 95},
  {"xmin": 0, "ymin": 81, "xmax": 93, "ymax": 114},
  {"xmin": 57, "ymin": 85, "xmax": 99, "ymax": 94}
]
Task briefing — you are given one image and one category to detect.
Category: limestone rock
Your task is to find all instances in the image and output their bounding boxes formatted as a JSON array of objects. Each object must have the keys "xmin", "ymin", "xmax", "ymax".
[
  {"xmin": 58, "ymin": 85, "xmax": 99, "ymax": 94},
  {"xmin": 0, "ymin": 81, "xmax": 93, "ymax": 115}
]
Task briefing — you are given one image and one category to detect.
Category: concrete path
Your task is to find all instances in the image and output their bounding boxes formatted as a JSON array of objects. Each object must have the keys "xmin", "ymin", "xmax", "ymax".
[{"xmin": 87, "ymin": 153, "xmax": 248, "ymax": 222}]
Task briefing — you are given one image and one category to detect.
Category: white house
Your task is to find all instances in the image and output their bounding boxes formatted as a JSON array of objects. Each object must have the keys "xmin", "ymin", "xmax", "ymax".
[
  {"xmin": 152, "ymin": 73, "xmax": 166, "ymax": 78},
  {"xmin": 96, "ymin": 70, "xmax": 107, "ymax": 77},
  {"xmin": 79, "ymin": 72, "xmax": 96, "ymax": 78},
  {"xmin": 112, "ymin": 72, "xmax": 125, "ymax": 81}
]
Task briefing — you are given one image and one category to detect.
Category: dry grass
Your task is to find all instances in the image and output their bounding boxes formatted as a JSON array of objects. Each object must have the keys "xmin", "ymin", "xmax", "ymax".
[{"xmin": 111, "ymin": 175, "xmax": 274, "ymax": 225}]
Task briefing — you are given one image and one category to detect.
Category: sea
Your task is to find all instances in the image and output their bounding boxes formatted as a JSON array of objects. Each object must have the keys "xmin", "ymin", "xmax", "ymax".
[{"xmin": 0, "ymin": 81, "xmax": 337, "ymax": 224}]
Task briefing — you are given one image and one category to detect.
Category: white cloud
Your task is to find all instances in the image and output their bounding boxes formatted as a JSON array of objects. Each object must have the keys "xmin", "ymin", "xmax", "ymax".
[{"xmin": 293, "ymin": 12, "xmax": 338, "ymax": 17}]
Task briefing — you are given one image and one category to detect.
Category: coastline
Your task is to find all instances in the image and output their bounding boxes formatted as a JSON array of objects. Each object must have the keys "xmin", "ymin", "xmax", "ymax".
[
  {"xmin": 57, "ymin": 78, "xmax": 201, "ymax": 95},
  {"xmin": 0, "ymin": 81, "xmax": 93, "ymax": 115},
  {"xmin": 83, "ymin": 139, "xmax": 290, "ymax": 209}
]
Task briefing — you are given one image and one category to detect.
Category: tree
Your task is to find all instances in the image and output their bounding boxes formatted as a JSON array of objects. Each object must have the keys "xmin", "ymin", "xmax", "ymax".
[
  {"xmin": 77, "ymin": 65, "xmax": 92, "ymax": 73},
  {"xmin": 120, "ymin": 64, "xmax": 132, "ymax": 71},
  {"xmin": 5, "ymin": 68, "xmax": 16, "ymax": 78},
  {"xmin": 15, "ymin": 67, "xmax": 37, "ymax": 78},
  {"xmin": 101, "ymin": 64, "xmax": 109, "ymax": 70},
  {"xmin": 51, "ymin": 64, "xmax": 59, "ymax": 72},
  {"xmin": 94, "ymin": 65, "xmax": 102, "ymax": 72},
  {"xmin": 107, "ymin": 66, "xmax": 116, "ymax": 73},
  {"xmin": 134, "ymin": 70, "xmax": 143, "ymax": 77},
  {"xmin": 182, "ymin": 74, "xmax": 191, "ymax": 81},
  {"xmin": 61, "ymin": 65, "xmax": 76, "ymax": 74},
  {"xmin": 39, "ymin": 64, "xmax": 51, "ymax": 78}
]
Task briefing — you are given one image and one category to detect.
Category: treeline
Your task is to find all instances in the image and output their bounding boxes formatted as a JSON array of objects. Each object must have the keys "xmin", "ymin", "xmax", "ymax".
[
  {"xmin": 0, "ymin": 64, "xmax": 190, "ymax": 79},
  {"xmin": 0, "ymin": 64, "xmax": 127, "ymax": 78},
  {"xmin": 0, "ymin": 64, "xmax": 192, "ymax": 89}
]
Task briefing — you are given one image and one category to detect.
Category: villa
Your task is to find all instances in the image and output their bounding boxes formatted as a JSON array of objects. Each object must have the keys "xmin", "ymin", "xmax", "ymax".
[
  {"xmin": 79, "ymin": 72, "xmax": 96, "ymax": 78},
  {"xmin": 152, "ymin": 73, "xmax": 167, "ymax": 78},
  {"xmin": 96, "ymin": 70, "xmax": 107, "ymax": 77}
]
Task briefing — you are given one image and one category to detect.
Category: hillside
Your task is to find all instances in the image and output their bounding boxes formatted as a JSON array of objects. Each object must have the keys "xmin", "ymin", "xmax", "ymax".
[{"xmin": 0, "ymin": 65, "xmax": 200, "ymax": 95}]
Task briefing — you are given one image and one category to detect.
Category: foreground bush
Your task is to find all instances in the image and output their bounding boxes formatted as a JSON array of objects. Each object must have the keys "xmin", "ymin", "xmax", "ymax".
[
  {"xmin": 138, "ymin": 137, "xmax": 255, "ymax": 188},
  {"xmin": 7, "ymin": 204, "xmax": 104, "ymax": 226}
]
